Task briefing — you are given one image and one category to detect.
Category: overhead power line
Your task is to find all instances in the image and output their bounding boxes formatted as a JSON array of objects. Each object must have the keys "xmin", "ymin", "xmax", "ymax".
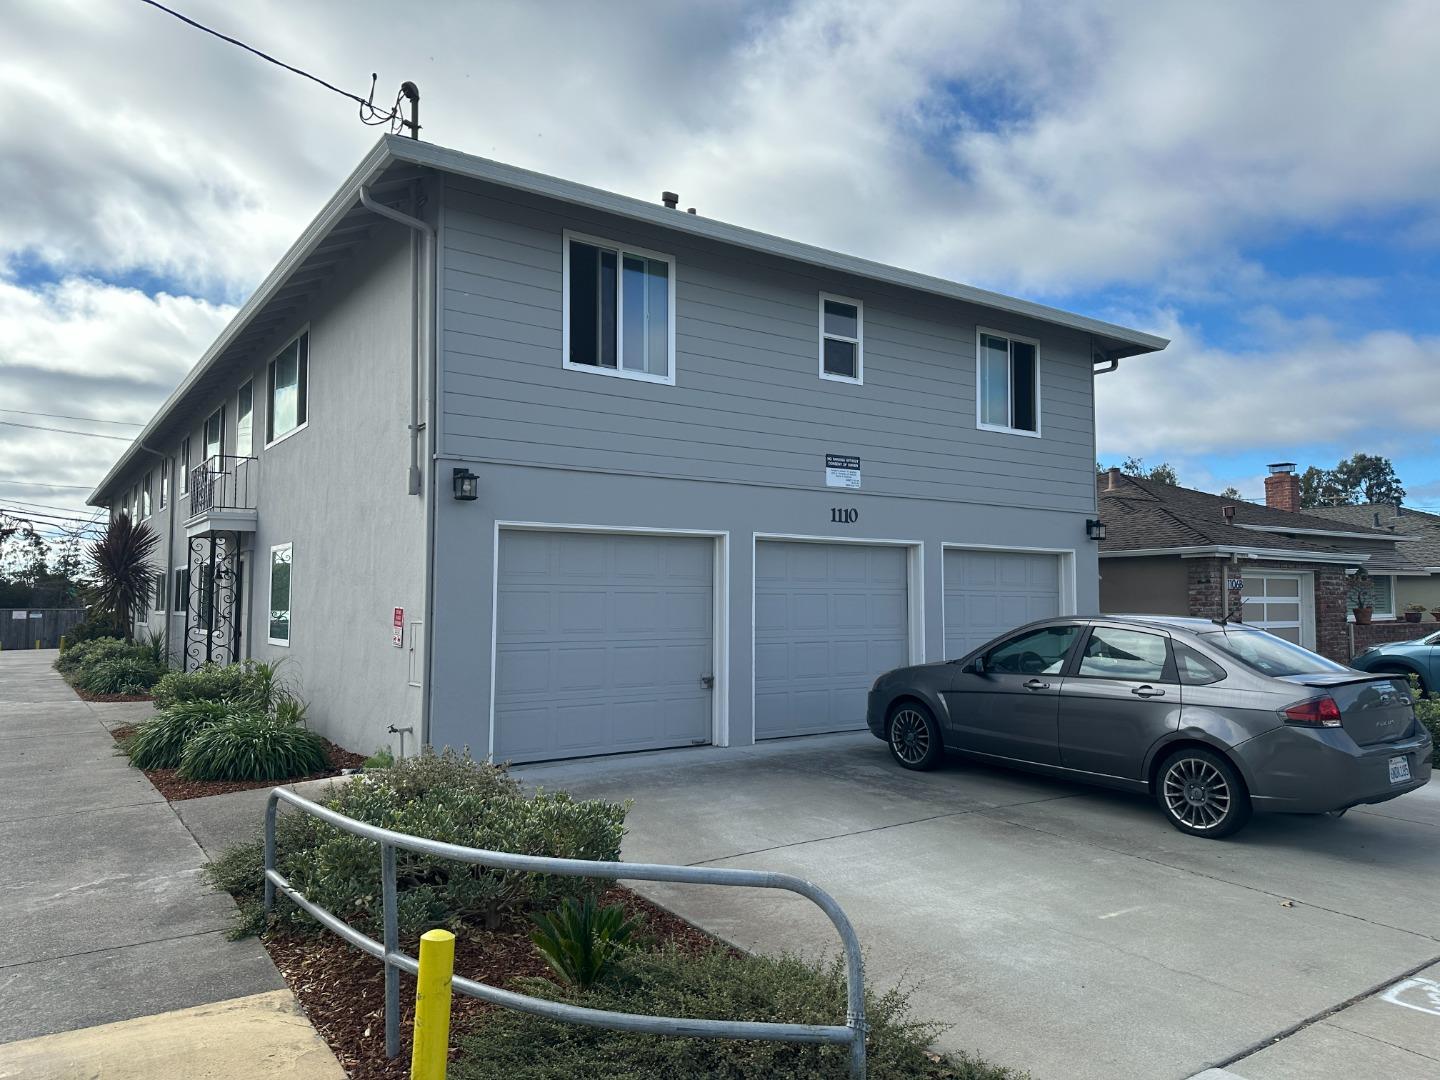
[
  {"xmin": 0, "ymin": 408, "xmax": 144, "ymax": 428},
  {"xmin": 136, "ymin": 0, "xmax": 419, "ymax": 135},
  {"xmin": 0, "ymin": 419, "xmax": 133, "ymax": 442},
  {"xmin": 0, "ymin": 479, "xmax": 97, "ymax": 491}
]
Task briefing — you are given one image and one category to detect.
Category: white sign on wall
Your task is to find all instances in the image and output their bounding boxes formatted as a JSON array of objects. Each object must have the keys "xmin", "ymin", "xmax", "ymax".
[
  {"xmin": 392, "ymin": 607, "xmax": 404, "ymax": 648},
  {"xmin": 10, "ymin": 611, "xmax": 27, "ymax": 620},
  {"xmin": 825, "ymin": 454, "xmax": 861, "ymax": 489}
]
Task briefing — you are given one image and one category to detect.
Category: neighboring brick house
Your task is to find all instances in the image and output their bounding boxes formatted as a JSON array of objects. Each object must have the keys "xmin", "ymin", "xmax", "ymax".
[
  {"xmin": 1308, "ymin": 502, "xmax": 1440, "ymax": 623},
  {"xmin": 1097, "ymin": 465, "xmax": 1426, "ymax": 661}
]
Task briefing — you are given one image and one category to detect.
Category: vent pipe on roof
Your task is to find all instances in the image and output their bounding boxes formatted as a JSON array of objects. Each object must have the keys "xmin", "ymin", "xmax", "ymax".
[{"xmin": 661, "ymin": 191, "xmax": 679, "ymax": 209}]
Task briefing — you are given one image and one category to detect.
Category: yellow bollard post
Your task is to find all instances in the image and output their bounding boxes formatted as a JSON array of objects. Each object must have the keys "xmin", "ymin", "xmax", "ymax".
[{"xmin": 410, "ymin": 928, "xmax": 455, "ymax": 1080}]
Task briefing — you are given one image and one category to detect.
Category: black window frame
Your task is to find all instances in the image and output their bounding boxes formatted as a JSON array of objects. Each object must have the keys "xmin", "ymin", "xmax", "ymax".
[
  {"xmin": 1065, "ymin": 624, "xmax": 1179, "ymax": 684},
  {"xmin": 978, "ymin": 622, "xmax": 1085, "ymax": 675}
]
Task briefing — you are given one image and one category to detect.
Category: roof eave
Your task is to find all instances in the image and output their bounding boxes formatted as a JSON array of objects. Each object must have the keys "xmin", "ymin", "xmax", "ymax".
[
  {"xmin": 1100, "ymin": 545, "xmax": 1374, "ymax": 565},
  {"xmin": 86, "ymin": 137, "xmax": 401, "ymax": 505}
]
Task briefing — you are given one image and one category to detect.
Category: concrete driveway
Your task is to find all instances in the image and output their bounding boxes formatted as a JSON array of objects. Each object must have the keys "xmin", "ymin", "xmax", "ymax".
[{"xmin": 516, "ymin": 732, "xmax": 1440, "ymax": 1080}]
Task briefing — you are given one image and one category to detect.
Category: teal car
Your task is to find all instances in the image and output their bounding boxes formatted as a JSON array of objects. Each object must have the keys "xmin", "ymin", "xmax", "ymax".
[{"xmin": 1352, "ymin": 632, "xmax": 1440, "ymax": 695}]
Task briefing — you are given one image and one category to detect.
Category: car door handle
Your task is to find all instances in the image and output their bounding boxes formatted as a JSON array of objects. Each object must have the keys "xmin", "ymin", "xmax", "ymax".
[
  {"xmin": 1131, "ymin": 685, "xmax": 1166, "ymax": 698},
  {"xmin": 1024, "ymin": 679, "xmax": 1050, "ymax": 691}
]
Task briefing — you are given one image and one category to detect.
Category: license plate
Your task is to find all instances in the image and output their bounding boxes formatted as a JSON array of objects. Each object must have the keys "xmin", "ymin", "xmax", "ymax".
[{"xmin": 1390, "ymin": 755, "xmax": 1412, "ymax": 785}]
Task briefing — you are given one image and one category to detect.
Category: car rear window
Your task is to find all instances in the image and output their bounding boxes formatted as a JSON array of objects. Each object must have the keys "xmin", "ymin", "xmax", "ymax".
[{"xmin": 1199, "ymin": 629, "xmax": 1349, "ymax": 677}]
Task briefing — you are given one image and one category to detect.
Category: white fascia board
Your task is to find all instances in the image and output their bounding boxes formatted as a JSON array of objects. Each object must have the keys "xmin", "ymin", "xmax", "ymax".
[
  {"xmin": 1233, "ymin": 523, "xmax": 1422, "ymax": 542},
  {"xmin": 1101, "ymin": 545, "xmax": 1373, "ymax": 564},
  {"xmin": 384, "ymin": 137, "xmax": 1169, "ymax": 357},
  {"xmin": 87, "ymin": 139, "xmax": 398, "ymax": 505}
]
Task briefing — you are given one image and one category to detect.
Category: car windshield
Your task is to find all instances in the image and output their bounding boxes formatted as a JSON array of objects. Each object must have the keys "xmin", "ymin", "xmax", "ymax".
[{"xmin": 1199, "ymin": 629, "xmax": 1349, "ymax": 677}]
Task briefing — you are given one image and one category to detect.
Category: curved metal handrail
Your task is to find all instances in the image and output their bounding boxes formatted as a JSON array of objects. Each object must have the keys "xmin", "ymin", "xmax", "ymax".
[{"xmin": 263, "ymin": 786, "xmax": 866, "ymax": 1076}]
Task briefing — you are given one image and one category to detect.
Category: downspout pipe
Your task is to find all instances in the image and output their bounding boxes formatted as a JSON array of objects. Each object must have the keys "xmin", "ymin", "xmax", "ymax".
[{"xmin": 359, "ymin": 184, "xmax": 433, "ymax": 497}]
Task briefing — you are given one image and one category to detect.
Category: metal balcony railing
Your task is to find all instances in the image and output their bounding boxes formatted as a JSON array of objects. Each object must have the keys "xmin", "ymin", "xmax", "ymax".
[
  {"xmin": 189, "ymin": 455, "xmax": 257, "ymax": 517},
  {"xmin": 264, "ymin": 788, "xmax": 868, "ymax": 1076}
]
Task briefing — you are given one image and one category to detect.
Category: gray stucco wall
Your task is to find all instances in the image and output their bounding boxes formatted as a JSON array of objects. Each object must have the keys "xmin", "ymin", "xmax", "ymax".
[
  {"xmin": 111, "ymin": 224, "xmax": 428, "ymax": 755},
  {"xmin": 427, "ymin": 174, "xmax": 1105, "ymax": 754},
  {"xmin": 1099, "ymin": 556, "xmax": 1190, "ymax": 615}
]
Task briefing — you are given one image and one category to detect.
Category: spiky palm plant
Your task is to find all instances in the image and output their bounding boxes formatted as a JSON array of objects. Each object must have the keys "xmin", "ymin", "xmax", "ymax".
[{"xmin": 85, "ymin": 515, "xmax": 160, "ymax": 641}]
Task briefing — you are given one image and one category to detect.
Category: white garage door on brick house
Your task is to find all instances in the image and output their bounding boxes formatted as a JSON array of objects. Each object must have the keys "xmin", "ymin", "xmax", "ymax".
[
  {"xmin": 754, "ymin": 540, "xmax": 912, "ymax": 740},
  {"xmin": 1240, "ymin": 569, "xmax": 1316, "ymax": 650},
  {"xmin": 493, "ymin": 530, "xmax": 716, "ymax": 763}
]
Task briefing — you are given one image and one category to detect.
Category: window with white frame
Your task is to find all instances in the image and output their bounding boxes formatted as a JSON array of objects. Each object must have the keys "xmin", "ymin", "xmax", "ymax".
[
  {"xmin": 141, "ymin": 470, "xmax": 153, "ymax": 518},
  {"xmin": 268, "ymin": 543, "xmax": 292, "ymax": 645},
  {"xmin": 267, "ymin": 333, "xmax": 308, "ymax": 443},
  {"xmin": 204, "ymin": 406, "xmax": 224, "ymax": 462},
  {"xmin": 563, "ymin": 232, "xmax": 675, "ymax": 384},
  {"xmin": 977, "ymin": 328, "xmax": 1040, "ymax": 435},
  {"xmin": 173, "ymin": 567, "xmax": 189, "ymax": 613},
  {"xmin": 159, "ymin": 458, "xmax": 169, "ymax": 510},
  {"xmin": 180, "ymin": 437, "xmax": 191, "ymax": 494},
  {"xmin": 819, "ymin": 294, "xmax": 862, "ymax": 382},
  {"xmin": 1348, "ymin": 572, "xmax": 1396, "ymax": 620},
  {"xmin": 153, "ymin": 572, "xmax": 166, "ymax": 613},
  {"xmin": 236, "ymin": 379, "xmax": 254, "ymax": 457}
]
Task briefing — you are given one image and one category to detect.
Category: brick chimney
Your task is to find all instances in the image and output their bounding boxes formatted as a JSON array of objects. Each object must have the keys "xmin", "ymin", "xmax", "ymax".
[
  {"xmin": 1264, "ymin": 462, "xmax": 1300, "ymax": 512},
  {"xmin": 1105, "ymin": 467, "xmax": 1124, "ymax": 491}
]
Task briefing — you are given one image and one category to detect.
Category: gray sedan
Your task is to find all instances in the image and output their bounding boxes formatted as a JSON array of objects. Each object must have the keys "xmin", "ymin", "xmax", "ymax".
[{"xmin": 866, "ymin": 615, "xmax": 1433, "ymax": 838}]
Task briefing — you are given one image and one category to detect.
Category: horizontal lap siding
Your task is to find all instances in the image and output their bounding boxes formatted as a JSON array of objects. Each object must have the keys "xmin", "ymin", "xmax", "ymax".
[{"xmin": 439, "ymin": 176, "xmax": 1097, "ymax": 511}]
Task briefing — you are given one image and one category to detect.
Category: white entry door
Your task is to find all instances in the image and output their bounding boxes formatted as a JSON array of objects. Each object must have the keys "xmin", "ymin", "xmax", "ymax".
[{"xmin": 1240, "ymin": 570, "xmax": 1315, "ymax": 649}]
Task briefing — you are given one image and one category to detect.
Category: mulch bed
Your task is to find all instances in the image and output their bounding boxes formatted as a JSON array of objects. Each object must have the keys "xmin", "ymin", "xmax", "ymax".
[
  {"xmin": 72, "ymin": 688, "xmax": 154, "ymax": 702},
  {"xmin": 263, "ymin": 887, "xmax": 723, "ymax": 1080},
  {"xmin": 110, "ymin": 724, "xmax": 366, "ymax": 801}
]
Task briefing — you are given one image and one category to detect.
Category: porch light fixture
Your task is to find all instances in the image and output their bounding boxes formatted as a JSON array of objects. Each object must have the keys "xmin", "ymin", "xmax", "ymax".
[
  {"xmin": 452, "ymin": 467, "xmax": 479, "ymax": 501},
  {"xmin": 1085, "ymin": 518, "xmax": 1106, "ymax": 542}
]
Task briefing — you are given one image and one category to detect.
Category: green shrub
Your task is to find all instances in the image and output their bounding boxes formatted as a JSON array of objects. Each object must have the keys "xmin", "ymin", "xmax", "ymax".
[
  {"xmin": 64, "ymin": 615, "xmax": 127, "ymax": 647},
  {"xmin": 152, "ymin": 661, "xmax": 287, "ymax": 710},
  {"xmin": 75, "ymin": 656, "xmax": 164, "ymax": 695},
  {"xmin": 205, "ymin": 749, "xmax": 628, "ymax": 938},
  {"xmin": 1415, "ymin": 697, "xmax": 1440, "ymax": 766},
  {"xmin": 179, "ymin": 711, "xmax": 329, "ymax": 781},
  {"xmin": 362, "ymin": 746, "xmax": 396, "ymax": 769},
  {"xmin": 55, "ymin": 636, "xmax": 135, "ymax": 677},
  {"xmin": 531, "ymin": 895, "xmax": 642, "ymax": 989},
  {"xmin": 127, "ymin": 700, "xmax": 233, "ymax": 769},
  {"xmin": 452, "ymin": 947, "xmax": 1022, "ymax": 1080}
]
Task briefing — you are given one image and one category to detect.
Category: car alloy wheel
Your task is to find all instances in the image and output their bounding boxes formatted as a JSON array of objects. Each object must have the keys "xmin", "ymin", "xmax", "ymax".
[
  {"xmin": 1157, "ymin": 748, "xmax": 1251, "ymax": 838},
  {"xmin": 887, "ymin": 703, "xmax": 941, "ymax": 770}
]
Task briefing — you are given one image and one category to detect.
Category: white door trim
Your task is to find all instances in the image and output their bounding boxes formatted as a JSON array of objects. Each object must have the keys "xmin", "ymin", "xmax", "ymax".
[
  {"xmin": 490, "ymin": 521, "xmax": 730, "ymax": 760},
  {"xmin": 939, "ymin": 543, "xmax": 1078, "ymax": 660},
  {"xmin": 751, "ymin": 532, "xmax": 925, "ymax": 745},
  {"xmin": 1240, "ymin": 568, "xmax": 1315, "ymax": 651}
]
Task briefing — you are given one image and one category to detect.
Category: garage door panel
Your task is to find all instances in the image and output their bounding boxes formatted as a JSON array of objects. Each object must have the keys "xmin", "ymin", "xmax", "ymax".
[
  {"xmin": 495, "ymin": 532, "xmax": 714, "ymax": 763},
  {"xmin": 755, "ymin": 541, "xmax": 910, "ymax": 739},
  {"xmin": 944, "ymin": 549, "xmax": 1062, "ymax": 659}
]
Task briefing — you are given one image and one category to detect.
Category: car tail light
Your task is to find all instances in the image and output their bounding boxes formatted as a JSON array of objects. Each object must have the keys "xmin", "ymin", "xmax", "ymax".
[{"xmin": 1282, "ymin": 696, "xmax": 1343, "ymax": 728}]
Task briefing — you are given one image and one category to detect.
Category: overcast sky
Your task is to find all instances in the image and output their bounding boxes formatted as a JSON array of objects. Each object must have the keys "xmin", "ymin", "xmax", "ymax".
[{"xmin": 4, "ymin": 0, "xmax": 1440, "ymax": 539}]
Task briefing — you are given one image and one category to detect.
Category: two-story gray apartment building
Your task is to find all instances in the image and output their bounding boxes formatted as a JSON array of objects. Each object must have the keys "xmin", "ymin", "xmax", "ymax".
[{"xmin": 90, "ymin": 135, "xmax": 1167, "ymax": 763}]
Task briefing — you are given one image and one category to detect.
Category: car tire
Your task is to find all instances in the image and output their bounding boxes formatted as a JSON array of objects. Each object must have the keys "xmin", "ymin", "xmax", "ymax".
[
  {"xmin": 887, "ymin": 701, "xmax": 942, "ymax": 771},
  {"xmin": 1156, "ymin": 747, "xmax": 1252, "ymax": 839}
]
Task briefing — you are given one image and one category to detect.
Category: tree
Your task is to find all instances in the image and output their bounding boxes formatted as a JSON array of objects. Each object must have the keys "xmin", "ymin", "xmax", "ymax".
[
  {"xmin": 1116, "ymin": 456, "xmax": 1180, "ymax": 486},
  {"xmin": 1298, "ymin": 455, "xmax": 1406, "ymax": 509},
  {"xmin": 85, "ymin": 515, "xmax": 160, "ymax": 639},
  {"xmin": 1218, "ymin": 486, "xmax": 1243, "ymax": 500}
]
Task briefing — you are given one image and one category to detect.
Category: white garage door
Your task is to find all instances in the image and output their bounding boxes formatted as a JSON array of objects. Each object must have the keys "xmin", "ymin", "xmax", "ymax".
[
  {"xmin": 1240, "ymin": 570, "xmax": 1315, "ymax": 648},
  {"xmin": 494, "ymin": 531, "xmax": 714, "ymax": 763},
  {"xmin": 944, "ymin": 549, "xmax": 1062, "ymax": 658},
  {"xmin": 754, "ymin": 541, "xmax": 910, "ymax": 740}
]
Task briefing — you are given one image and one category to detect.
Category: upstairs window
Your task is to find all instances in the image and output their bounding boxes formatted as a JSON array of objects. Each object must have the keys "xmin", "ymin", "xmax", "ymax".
[
  {"xmin": 204, "ymin": 406, "xmax": 224, "ymax": 462},
  {"xmin": 180, "ymin": 437, "xmax": 191, "ymax": 494},
  {"xmin": 141, "ymin": 471, "xmax": 153, "ymax": 518},
  {"xmin": 563, "ymin": 232, "xmax": 675, "ymax": 385},
  {"xmin": 267, "ymin": 332, "xmax": 309, "ymax": 445},
  {"xmin": 977, "ymin": 328, "xmax": 1040, "ymax": 436},
  {"xmin": 819, "ymin": 294, "xmax": 863, "ymax": 383},
  {"xmin": 159, "ymin": 458, "xmax": 169, "ymax": 510},
  {"xmin": 236, "ymin": 380, "xmax": 254, "ymax": 457}
]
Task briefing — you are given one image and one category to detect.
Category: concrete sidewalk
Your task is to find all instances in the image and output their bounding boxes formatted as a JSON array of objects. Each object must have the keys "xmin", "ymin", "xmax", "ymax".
[{"xmin": 0, "ymin": 650, "xmax": 341, "ymax": 1078}]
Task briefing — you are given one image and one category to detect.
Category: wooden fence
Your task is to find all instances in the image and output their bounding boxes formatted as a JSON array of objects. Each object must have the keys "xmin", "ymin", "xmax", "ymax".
[{"xmin": 0, "ymin": 608, "xmax": 86, "ymax": 650}]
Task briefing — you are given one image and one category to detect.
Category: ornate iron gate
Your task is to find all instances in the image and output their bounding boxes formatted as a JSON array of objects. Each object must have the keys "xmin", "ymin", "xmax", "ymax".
[{"xmin": 184, "ymin": 533, "xmax": 243, "ymax": 670}]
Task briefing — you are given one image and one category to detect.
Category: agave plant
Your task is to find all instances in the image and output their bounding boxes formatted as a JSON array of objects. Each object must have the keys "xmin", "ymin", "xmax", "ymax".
[
  {"xmin": 530, "ymin": 894, "xmax": 643, "ymax": 989},
  {"xmin": 85, "ymin": 516, "xmax": 160, "ymax": 640}
]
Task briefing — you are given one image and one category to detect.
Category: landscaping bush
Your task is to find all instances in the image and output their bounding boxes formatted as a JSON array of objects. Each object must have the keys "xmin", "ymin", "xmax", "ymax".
[
  {"xmin": 206, "ymin": 749, "xmax": 629, "ymax": 938},
  {"xmin": 127, "ymin": 700, "xmax": 233, "ymax": 769},
  {"xmin": 452, "ymin": 947, "xmax": 1023, "ymax": 1080},
  {"xmin": 74, "ymin": 655, "xmax": 165, "ymax": 695},
  {"xmin": 152, "ymin": 661, "xmax": 289, "ymax": 710},
  {"xmin": 1415, "ymin": 696, "xmax": 1440, "ymax": 766},
  {"xmin": 179, "ymin": 710, "xmax": 329, "ymax": 781},
  {"xmin": 54, "ymin": 636, "xmax": 129, "ymax": 676},
  {"xmin": 530, "ymin": 895, "xmax": 642, "ymax": 989},
  {"xmin": 63, "ymin": 615, "xmax": 127, "ymax": 648}
]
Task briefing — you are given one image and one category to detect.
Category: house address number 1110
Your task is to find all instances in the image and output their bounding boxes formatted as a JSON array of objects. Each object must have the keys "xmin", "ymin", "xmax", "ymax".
[{"xmin": 830, "ymin": 507, "xmax": 859, "ymax": 524}]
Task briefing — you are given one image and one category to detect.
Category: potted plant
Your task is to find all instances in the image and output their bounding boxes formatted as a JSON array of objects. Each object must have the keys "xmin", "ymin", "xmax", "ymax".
[
  {"xmin": 1404, "ymin": 602, "xmax": 1427, "ymax": 624},
  {"xmin": 1351, "ymin": 569, "xmax": 1375, "ymax": 625}
]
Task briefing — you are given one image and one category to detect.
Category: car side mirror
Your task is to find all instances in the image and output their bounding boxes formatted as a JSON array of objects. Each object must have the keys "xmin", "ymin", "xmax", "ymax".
[{"xmin": 972, "ymin": 656, "xmax": 986, "ymax": 675}]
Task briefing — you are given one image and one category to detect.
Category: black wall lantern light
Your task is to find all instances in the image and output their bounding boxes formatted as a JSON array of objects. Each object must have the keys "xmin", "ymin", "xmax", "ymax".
[
  {"xmin": 452, "ymin": 467, "xmax": 479, "ymax": 501},
  {"xmin": 1085, "ymin": 518, "xmax": 1106, "ymax": 542}
]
